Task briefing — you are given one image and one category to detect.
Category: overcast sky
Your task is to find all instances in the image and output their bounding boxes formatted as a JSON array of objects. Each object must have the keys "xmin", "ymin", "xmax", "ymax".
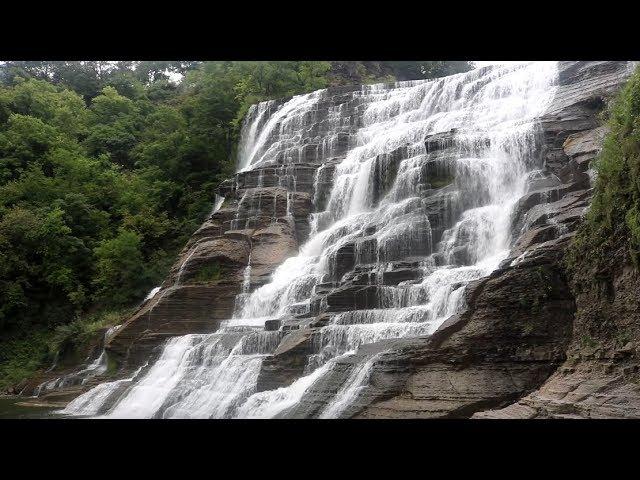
[{"xmin": 473, "ymin": 61, "xmax": 520, "ymax": 68}]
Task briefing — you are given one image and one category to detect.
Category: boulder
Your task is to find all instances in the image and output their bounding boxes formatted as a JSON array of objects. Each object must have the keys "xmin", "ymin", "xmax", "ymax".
[
  {"xmin": 256, "ymin": 328, "xmax": 316, "ymax": 392},
  {"xmin": 107, "ymin": 283, "xmax": 240, "ymax": 368}
]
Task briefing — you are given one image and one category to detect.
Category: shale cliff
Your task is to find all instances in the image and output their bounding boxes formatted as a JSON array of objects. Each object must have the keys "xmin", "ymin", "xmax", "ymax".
[{"xmin": 25, "ymin": 61, "xmax": 639, "ymax": 418}]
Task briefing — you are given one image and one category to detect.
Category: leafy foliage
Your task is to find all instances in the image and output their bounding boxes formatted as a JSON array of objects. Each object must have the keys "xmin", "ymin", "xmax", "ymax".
[
  {"xmin": 382, "ymin": 61, "xmax": 473, "ymax": 81},
  {"xmin": 566, "ymin": 65, "xmax": 640, "ymax": 284},
  {"xmin": 193, "ymin": 262, "xmax": 224, "ymax": 283}
]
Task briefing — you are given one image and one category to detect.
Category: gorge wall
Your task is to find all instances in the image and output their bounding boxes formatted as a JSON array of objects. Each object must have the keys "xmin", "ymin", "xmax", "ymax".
[{"xmin": 26, "ymin": 61, "xmax": 638, "ymax": 418}]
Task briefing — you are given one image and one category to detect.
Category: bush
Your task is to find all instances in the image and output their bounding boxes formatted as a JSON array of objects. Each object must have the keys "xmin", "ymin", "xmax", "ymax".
[
  {"xmin": 49, "ymin": 309, "xmax": 129, "ymax": 356},
  {"xmin": 566, "ymin": 65, "xmax": 640, "ymax": 281},
  {"xmin": 193, "ymin": 262, "xmax": 224, "ymax": 283}
]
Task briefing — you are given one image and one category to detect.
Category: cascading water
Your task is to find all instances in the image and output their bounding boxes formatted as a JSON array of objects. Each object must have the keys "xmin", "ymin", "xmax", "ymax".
[
  {"xmin": 63, "ymin": 62, "xmax": 559, "ymax": 418},
  {"xmin": 33, "ymin": 325, "xmax": 121, "ymax": 397}
]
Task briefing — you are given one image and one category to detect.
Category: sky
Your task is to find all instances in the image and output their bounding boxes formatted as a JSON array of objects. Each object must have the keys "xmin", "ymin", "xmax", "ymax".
[{"xmin": 473, "ymin": 61, "xmax": 520, "ymax": 68}]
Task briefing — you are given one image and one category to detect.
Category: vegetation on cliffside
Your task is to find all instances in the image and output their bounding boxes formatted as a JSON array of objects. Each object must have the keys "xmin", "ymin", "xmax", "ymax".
[
  {"xmin": 564, "ymin": 64, "xmax": 640, "ymax": 364},
  {"xmin": 0, "ymin": 60, "xmax": 472, "ymax": 391},
  {"xmin": 566, "ymin": 65, "xmax": 640, "ymax": 282}
]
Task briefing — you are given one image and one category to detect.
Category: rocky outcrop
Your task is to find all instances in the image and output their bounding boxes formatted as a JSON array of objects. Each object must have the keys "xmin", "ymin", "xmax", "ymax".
[
  {"xmin": 256, "ymin": 328, "xmax": 315, "ymax": 392},
  {"xmin": 474, "ymin": 63, "xmax": 640, "ymax": 419},
  {"xmin": 279, "ymin": 242, "xmax": 574, "ymax": 418},
  {"xmin": 353, "ymin": 61, "xmax": 638, "ymax": 419},
  {"xmin": 246, "ymin": 61, "xmax": 635, "ymax": 418},
  {"xmin": 474, "ymin": 254, "xmax": 640, "ymax": 419},
  {"xmin": 104, "ymin": 174, "xmax": 313, "ymax": 370}
]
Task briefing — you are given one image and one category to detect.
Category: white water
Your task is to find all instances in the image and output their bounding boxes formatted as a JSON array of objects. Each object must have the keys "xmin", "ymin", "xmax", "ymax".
[
  {"xmin": 144, "ymin": 287, "xmax": 161, "ymax": 302},
  {"xmin": 237, "ymin": 91, "xmax": 323, "ymax": 172},
  {"xmin": 211, "ymin": 193, "xmax": 225, "ymax": 216},
  {"xmin": 60, "ymin": 365, "xmax": 146, "ymax": 416},
  {"xmin": 65, "ymin": 62, "xmax": 559, "ymax": 418},
  {"xmin": 34, "ymin": 328, "xmax": 113, "ymax": 397},
  {"xmin": 318, "ymin": 350, "xmax": 387, "ymax": 419}
]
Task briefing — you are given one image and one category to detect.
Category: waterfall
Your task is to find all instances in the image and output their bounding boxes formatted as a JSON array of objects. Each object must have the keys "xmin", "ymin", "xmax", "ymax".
[
  {"xmin": 209, "ymin": 193, "xmax": 225, "ymax": 217},
  {"xmin": 318, "ymin": 350, "xmax": 387, "ymax": 419},
  {"xmin": 33, "ymin": 327, "xmax": 115, "ymax": 397},
  {"xmin": 62, "ymin": 62, "xmax": 559, "ymax": 418},
  {"xmin": 144, "ymin": 286, "xmax": 161, "ymax": 302}
]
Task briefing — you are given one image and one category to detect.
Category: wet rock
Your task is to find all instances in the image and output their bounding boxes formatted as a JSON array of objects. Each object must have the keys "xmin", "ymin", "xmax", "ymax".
[
  {"xmin": 562, "ymin": 125, "xmax": 608, "ymax": 166},
  {"xmin": 256, "ymin": 328, "xmax": 315, "ymax": 392},
  {"xmin": 424, "ymin": 130, "xmax": 457, "ymax": 153},
  {"xmin": 510, "ymin": 225, "xmax": 560, "ymax": 258},
  {"xmin": 332, "ymin": 242, "xmax": 356, "ymax": 281},
  {"xmin": 215, "ymin": 178, "xmax": 235, "ymax": 197},
  {"xmin": 314, "ymin": 282, "xmax": 337, "ymax": 296},
  {"xmin": 450, "ymin": 245, "xmax": 471, "ymax": 266},
  {"xmin": 175, "ymin": 236, "xmax": 250, "ymax": 285},
  {"xmin": 264, "ymin": 319, "xmax": 282, "ymax": 331},
  {"xmin": 511, "ymin": 181, "xmax": 590, "ymax": 235},
  {"xmin": 248, "ymin": 223, "xmax": 298, "ymax": 286},
  {"xmin": 236, "ymin": 164, "xmax": 318, "ymax": 194},
  {"xmin": 107, "ymin": 283, "xmax": 240, "ymax": 368},
  {"xmin": 346, "ymin": 255, "xmax": 575, "ymax": 418},
  {"xmin": 382, "ymin": 268, "xmax": 423, "ymax": 285},
  {"xmin": 371, "ymin": 146, "xmax": 406, "ymax": 205},
  {"xmin": 325, "ymin": 285, "xmax": 380, "ymax": 312},
  {"xmin": 422, "ymin": 188, "xmax": 461, "ymax": 244},
  {"xmin": 525, "ymin": 172, "xmax": 561, "ymax": 192},
  {"xmin": 540, "ymin": 61, "xmax": 630, "ymax": 177},
  {"xmin": 312, "ymin": 161, "xmax": 339, "ymax": 212}
]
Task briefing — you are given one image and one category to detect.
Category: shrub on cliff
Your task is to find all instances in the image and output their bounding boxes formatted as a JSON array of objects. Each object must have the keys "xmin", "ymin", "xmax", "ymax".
[{"xmin": 567, "ymin": 65, "xmax": 640, "ymax": 282}]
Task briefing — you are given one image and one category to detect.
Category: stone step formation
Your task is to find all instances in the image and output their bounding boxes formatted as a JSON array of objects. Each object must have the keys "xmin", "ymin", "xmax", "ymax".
[{"xmin": 27, "ymin": 61, "xmax": 635, "ymax": 419}]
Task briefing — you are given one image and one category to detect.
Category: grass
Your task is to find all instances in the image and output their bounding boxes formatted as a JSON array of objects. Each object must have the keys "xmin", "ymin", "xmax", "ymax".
[
  {"xmin": 0, "ymin": 308, "xmax": 130, "ymax": 391},
  {"xmin": 0, "ymin": 328, "xmax": 53, "ymax": 391},
  {"xmin": 193, "ymin": 262, "xmax": 224, "ymax": 283}
]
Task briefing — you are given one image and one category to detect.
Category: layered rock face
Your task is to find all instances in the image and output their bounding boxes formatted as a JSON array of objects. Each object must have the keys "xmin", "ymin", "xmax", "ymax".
[
  {"xmin": 473, "ymin": 262, "xmax": 640, "ymax": 419},
  {"xmin": 471, "ymin": 62, "xmax": 640, "ymax": 419},
  {"xmin": 105, "ymin": 175, "xmax": 310, "ymax": 368},
  {"xmin": 45, "ymin": 61, "xmax": 637, "ymax": 419}
]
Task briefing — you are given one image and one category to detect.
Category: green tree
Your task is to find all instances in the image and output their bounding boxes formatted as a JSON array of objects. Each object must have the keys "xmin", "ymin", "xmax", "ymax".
[
  {"xmin": 93, "ymin": 230, "xmax": 147, "ymax": 306},
  {"xmin": 83, "ymin": 87, "xmax": 141, "ymax": 166},
  {"xmin": 382, "ymin": 61, "xmax": 473, "ymax": 81}
]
